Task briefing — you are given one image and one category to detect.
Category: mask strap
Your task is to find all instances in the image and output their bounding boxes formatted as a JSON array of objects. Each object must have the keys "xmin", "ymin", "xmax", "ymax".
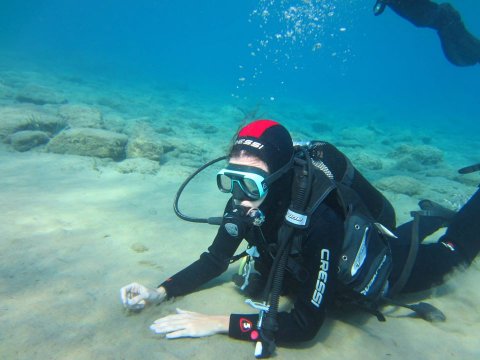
[{"xmin": 264, "ymin": 155, "xmax": 295, "ymax": 187}]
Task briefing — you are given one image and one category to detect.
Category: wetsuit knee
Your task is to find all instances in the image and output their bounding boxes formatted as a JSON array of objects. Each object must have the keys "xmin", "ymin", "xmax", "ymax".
[
  {"xmin": 442, "ymin": 189, "xmax": 480, "ymax": 263},
  {"xmin": 401, "ymin": 241, "xmax": 466, "ymax": 293}
]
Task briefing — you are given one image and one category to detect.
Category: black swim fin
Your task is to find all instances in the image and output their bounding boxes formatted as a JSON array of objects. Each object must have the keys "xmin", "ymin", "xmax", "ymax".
[
  {"xmin": 373, "ymin": 0, "xmax": 387, "ymax": 16},
  {"xmin": 417, "ymin": 199, "xmax": 456, "ymax": 225},
  {"xmin": 404, "ymin": 302, "xmax": 446, "ymax": 322},
  {"xmin": 458, "ymin": 163, "xmax": 480, "ymax": 175},
  {"xmin": 384, "ymin": 297, "xmax": 446, "ymax": 322}
]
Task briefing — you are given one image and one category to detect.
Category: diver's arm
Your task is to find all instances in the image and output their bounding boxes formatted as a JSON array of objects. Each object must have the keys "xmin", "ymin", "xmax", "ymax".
[
  {"xmin": 121, "ymin": 201, "xmax": 241, "ymax": 309},
  {"xmin": 121, "ymin": 243, "xmax": 242, "ymax": 310},
  {"xmin": 159, "ymin": 202, "xmax": 243, "ymax": 298},
  {"xmin": 159, "ymin": 248, "xmax": 235, "ymax": 298},
  {"xmin": 151, "ymin": 204, "xmax": 342, "ymax": 341}
]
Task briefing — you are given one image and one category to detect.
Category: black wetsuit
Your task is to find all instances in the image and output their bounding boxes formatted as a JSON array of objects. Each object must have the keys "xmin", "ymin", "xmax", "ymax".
[
  {"xmin": 161, "ymin": 194, "xmax": 344, "ymax": 343},
  {"xmin": 379, "ymin": 0, "xmax": 480, "ymax": 66},
  {"xmin": 392, "ymin": 188, "xmax": 480, "ymax": 292},
  {"xmin": 160, "ymin": 188, "xmax": 480, "ymax": 343}
]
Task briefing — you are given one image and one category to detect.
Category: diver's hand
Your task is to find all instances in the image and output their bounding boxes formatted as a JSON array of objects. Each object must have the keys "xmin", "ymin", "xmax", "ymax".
[
  {"xmin": 150, "ymin": 308, "xmax": 229, "ymax": 338},
  {"xmin": 120, "ymin": 282, "xmax": 166, "ymax": 310}
]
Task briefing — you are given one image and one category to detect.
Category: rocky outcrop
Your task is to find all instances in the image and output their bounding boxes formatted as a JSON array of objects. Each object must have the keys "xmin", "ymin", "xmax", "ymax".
[
  {"xmin": 126, "ymin": 134, "xmax": 164, "ymax": 162},
  {"xmin": 16, "ymin": 84, "xmax": 67, "ymax": 105},
  {"xmin": 337, "ymin": 127, "xmax": 376, "ymax": 148},
  {"xmin": 115, "ymin": 158, "xmax": 161, "ymax": 175},
  {"xmin": 0, "ymin": 106, "xmax": 66, "ymax": 141},
  {"xmin": 352, "ymin": 152, "xmax": 383, "ymax": 171},
  {"xmin": 375, "ymin": 175, "xmax": 423, "ymax": 196},
  {"xmin": 8, "ymin": 130, "xmax": 50, "ymax": 151},
  {"xmin": 47, "ymin": 128, "xmax": 128, "ymax": 160},
  {"xmin": 58, "ymin": 104, "xmax": 104, "ymax": 128},
  {"xmin": 390, "ymin": 144, "xmax": 443, "ymax": 172}
]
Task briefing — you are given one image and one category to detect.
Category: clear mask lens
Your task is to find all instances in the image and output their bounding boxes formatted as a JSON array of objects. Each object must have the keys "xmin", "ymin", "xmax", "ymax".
[{"xmin": 216, "ymin": 167, "xmax": 268, "ymax": 200}]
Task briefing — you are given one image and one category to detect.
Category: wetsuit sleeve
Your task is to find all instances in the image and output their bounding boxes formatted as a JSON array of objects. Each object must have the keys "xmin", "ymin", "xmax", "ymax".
[
  {"xmin": 160, "ymin": 201, "xmax": 243, "ymax": 298},
  {"xmin": 229, "ymin": 202, "xmax": 344, "ymax": 343}
]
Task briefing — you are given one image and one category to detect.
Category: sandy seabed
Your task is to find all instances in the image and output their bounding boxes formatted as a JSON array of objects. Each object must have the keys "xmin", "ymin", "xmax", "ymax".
[
  {"xmin": 1, "ymin": 146, "xmax": 479, "ymax": 360},
  {"xmin": 0, "ymin": 57, "xmax": 479, "ymax": 359}
]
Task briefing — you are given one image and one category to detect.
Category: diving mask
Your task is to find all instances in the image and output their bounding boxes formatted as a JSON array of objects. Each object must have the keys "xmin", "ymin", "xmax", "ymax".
[
  {"xmin": 217, "ymin": 164, "xmax": 269, "ymax": 200},
  {"xmin": 216, "ymin": 156, "xmax": 295, "ymax": 201}
]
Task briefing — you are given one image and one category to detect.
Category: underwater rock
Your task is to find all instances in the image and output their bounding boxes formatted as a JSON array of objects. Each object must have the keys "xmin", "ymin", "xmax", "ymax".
[
  {"xmin": 126, "ymin": 133, "xmax": 164, "ymax": 162},
  {"xmin": 415, "ymin": 145, "xmax": 444, "ymax": 165},
  {"xmin": 337, "ymin": 127, "xmax": 376, "ymax": 148},
  {"xmin": 421, "ymin": 136, "xmax": 432, "ymax": 144},
  {"xmin": 115, "ymin": 158, "xmax": 161, "ymax": 175},
  {"xmin": 122, "ymin": 119, "xmax": 155, "ymax": 137},
  {"xmin": 188, "ymin": 122, "xmax": 218, "ymax": 134},
  {"xmin": 390, "ymin": 144, "xmax": 443, "ymax": 167},
  {"xmin": 102, "ymin": 114, "xmax": 126, "ymax": 133},
  {"xmin": 375, "ymin": 175, "xmax": 423, "ymax": 196},
  {"xmin": 16, "ymin": 84, "xmax": 67, "ymax": 105},
  {"xmin": 8, "ymin": 130, "xmax": 50, "ymax": 152},
  {"xmin": 0, "ymin": 106, "xmax": 66, "ymax": 140},
  {"xmin": 396, "ymin": 157, "xmax": 423, "ymax": 172},
  {"xmin": 352, "ymin": 152, "xmax": 383, "ymax": 171},
  {"xmin": 131, "ymin": 242, "xmax": 149, "ymax": 253},
  {"xmin": 47, "ymin": 128, "xmax": 128, "ymax": 160},
  {"xmin": 454, "ymin": 173, "xmax": 480, "ymax": 188},
  {"xmin": 163, "ymin": 137, "xmax": 208, "ymax": 167},
  {"xmin": 0, "ymin": 106, "xmax": 32, "ymax": 139},
  {"xmin": 123, "ymin": 120, "xmax": 164, "ymax": 161},
  {"xmin": 310, "ymin": 121, "xmax": 333, "ymax": 134},
  {"xmin": 0, "ymin": 82, "xmax": 15, "ymax": 99},
  {"xmin": 96, "ymin": 95, "xmax": 129, "ymax": 113},
  {"xmin": 58, "ymin": 104, "xmax": 104, "ymax": 129}
]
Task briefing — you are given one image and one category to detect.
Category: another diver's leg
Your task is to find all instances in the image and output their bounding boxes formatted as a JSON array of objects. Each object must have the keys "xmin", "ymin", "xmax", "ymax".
[
  {"xmin": 385, "ymin": 0, "xmax": 480, "ymax": 66},
  {"xmin": 435, "ymin": 4, "xmax": 480, "ymax": 66},
  {"xmin": 385, "ymin": 0, "xmax": 439, "ymax": 27}
]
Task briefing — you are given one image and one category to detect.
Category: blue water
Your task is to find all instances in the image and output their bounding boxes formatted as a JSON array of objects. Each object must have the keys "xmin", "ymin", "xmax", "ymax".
[
  {"xmin": 1, "ymin": 2, "xmax": 480, "ymax": 359},
  {"xmin": 1, "ymin": 0, "xmax": 479, "ymax": 131}
]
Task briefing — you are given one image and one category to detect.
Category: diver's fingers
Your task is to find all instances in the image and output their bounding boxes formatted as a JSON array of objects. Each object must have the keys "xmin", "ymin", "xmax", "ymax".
[
  {"xmin": 150, "ymin": 321, "xmax": 193, "ymax": 338},
  {"xmin": 175, "ymin": 308, "xmax": 196, "ymax": 315},
  {"xmin": 126, "ymin": 295, "xmax": 146, "ymax": 309},
  {"xmin": 120, "ymin": 286, "xmax": 128, "ymax": 306},
  {"xmin": 120, "ymin": 283, "xmax": 140, "ymax": 299},
  {"xmin": 120, "ymin": 285, "xmax": 137, "ymax": 307},
  {"xmin": 151, "ymin": 311, "xmax": 222, "ymax": 338},
  {"xmin": 165, "ymin": 329, "xmax": 190, "ymax": 339},
  {"xmin": 150, "ymin": 318, "xmax": 188, "ymax": 334},
  {"xmin": 152, "ymin": 314, "xmax": 190, "ymax": 327}
]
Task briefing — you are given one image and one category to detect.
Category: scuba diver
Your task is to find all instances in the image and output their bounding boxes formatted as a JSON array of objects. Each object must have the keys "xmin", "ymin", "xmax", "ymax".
[
  {"xmin": 373, "ymin": 0, "xmax": 480, "ymax": 66},
  {"xmin": 120, "ymin": 120, "xmax": 480, "ymax": 358}
]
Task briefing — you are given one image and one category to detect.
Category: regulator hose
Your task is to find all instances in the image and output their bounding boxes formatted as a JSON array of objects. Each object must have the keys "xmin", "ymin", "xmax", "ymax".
[{"xmin": 173, "ymin": 155, "xmax": 226, "ymax": 225}]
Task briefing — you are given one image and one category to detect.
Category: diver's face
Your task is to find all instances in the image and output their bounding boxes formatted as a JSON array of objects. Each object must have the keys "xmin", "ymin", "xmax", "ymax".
[{"xmin": 228, "ymin": 155, "xmax": 269, "ymax": 209}]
